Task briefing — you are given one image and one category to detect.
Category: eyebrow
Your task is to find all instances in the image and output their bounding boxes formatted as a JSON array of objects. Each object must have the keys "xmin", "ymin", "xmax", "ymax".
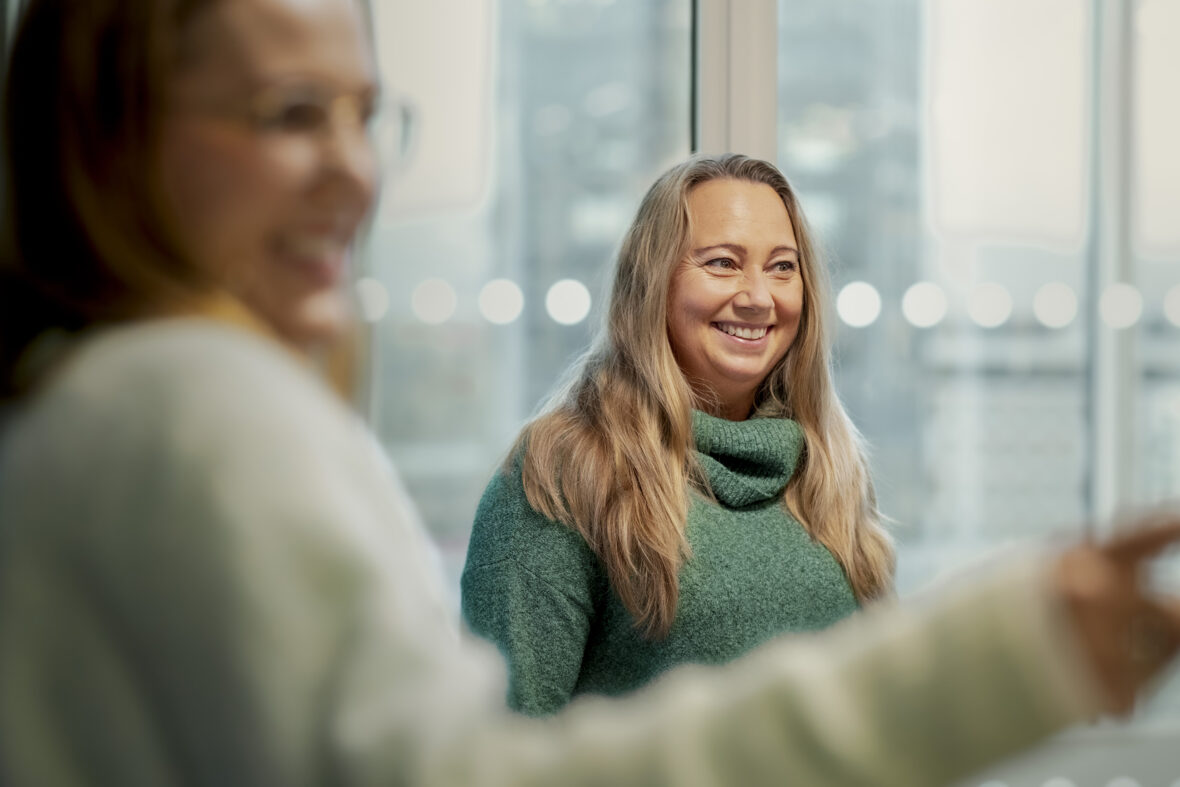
[{"xmin": 693, "ymin": 243, "xmax": 799, "ymax": 257}]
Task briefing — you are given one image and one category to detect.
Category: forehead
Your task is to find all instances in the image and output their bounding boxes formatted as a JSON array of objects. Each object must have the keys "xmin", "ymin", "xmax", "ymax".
[
  {"xmin": 179, "ymin": 0, "xmax": 374, "ymax": 86},
  {"xmin": 686, "ymin": 178, "xmax": 795, "ymax": 239}
]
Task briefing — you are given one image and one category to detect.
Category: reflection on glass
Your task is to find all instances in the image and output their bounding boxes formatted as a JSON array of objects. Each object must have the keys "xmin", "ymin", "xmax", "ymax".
[
  {"xmin": 1133, "ymin": 0, "xmax": 1180, "ymax": 257},
  {"xmin": 967, "ymin": 283, "xmax": 1014, "ymax": 329},
  {"xmin": 545, "ymin": 279, "xmax": 592, "ymax": 326},
  {"xmin": 836, "ymin": 281, "xmax": 881, "ymax": 328},
  {"xmin": 1033, "ymin": 283, "xmax": 1078, "ymax": 330},
  {"xmin": 478, "ymin": 279, "xmax": 525, "ymax": 326},
  {"xmin": 925, "ymin": 0, "xmax": 1088, "ymax": 245},
  {"xmin": 902, "ymin": 282, "xmax": 947, "ymax": 329},
  {"xmin": 355, "ymin": 277, "xmax": 390, "ymax": 324},
  {"xmin": 410, "ymin": 278, "xmax": 458, "ymax": 325},
  {"xmin": 1099, "ymin": 283, "xmax": 1143, "ymax": 330}
]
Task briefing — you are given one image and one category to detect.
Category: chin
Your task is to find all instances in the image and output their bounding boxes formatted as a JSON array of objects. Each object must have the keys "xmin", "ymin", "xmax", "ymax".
[
  {"xmin": 719, "ymin": 366, "xmax": 775, "ymax": 387},
  {"xmin": 269, "ymin": 293, "xmax": 354, "ymax": 351}
]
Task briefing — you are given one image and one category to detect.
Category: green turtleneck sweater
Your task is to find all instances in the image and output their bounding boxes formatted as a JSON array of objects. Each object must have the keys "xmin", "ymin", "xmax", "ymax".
[{"xmin": 460, "ymin": 412, "xmax": 860, "ymax": 716}]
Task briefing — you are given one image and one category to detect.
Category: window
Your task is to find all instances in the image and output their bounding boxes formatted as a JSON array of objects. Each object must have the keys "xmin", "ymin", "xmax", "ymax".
[
  {"xmin": 780, "ymin": 0, "xmax": 1095, "ymax": 587},
  {"xmin": 365, "ymin": 0, "xmax": 691, "ymax": 584},
  {"xmin": 777, "ymin": 0, "xmax": 1180, "ymax": 780}
]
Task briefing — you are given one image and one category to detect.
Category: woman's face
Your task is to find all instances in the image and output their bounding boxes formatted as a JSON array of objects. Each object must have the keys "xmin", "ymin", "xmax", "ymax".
[
  {"xmin": 667, "ymin": 178, "xmax": 804, "ymax": 420},
  {"xmin": 157, "ymin": 0, "xmax": 378, "ymax": 347}
]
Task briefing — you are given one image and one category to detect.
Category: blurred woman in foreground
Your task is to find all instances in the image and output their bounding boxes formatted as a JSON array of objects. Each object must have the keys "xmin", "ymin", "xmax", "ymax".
[{"xmin": 1, "ymin": 0, "xmax": 1178, "ymax": 785}]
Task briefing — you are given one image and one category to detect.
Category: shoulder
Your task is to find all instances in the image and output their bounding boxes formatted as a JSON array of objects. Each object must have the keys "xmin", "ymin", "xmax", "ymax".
[
  {"xmin": 0, "ymin": 316, "xmax": 442, "ymax": 614},
  {"xmin": 70, "ymin": 318, "xmax": 338, "ymax": 420},
  {"xmin": 32, "ymin": 318, "xmax": 349, "ymax": 453},
  {"xmin": 464, "ymin": 450, "xmax": 599, "ymax": 584},
  {"xmin": 0, "ymin": 319, "xmax": 375, "ymax": 544}
]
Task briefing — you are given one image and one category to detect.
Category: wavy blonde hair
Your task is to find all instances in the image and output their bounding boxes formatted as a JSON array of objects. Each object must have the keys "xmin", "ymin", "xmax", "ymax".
[{"xmin": 515, "ymin": 153, "xmax": 894, "ymax": 638}]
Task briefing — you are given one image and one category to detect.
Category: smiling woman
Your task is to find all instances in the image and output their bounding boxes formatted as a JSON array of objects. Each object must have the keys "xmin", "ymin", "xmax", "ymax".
[
  {"xmin": 0, "ymin": 0, "xmax": 379, "ymax": 402},
  {"xmin": 3, "ymin": 2, "xmax": 1180, "ymax": 783},
  {"xmin": 461, "ymin": 153, "xmax": 894, "ymax": 716},
  {"xmin": 668, "ymin": 178, "xmax": 805, "ymax": 420},
  {"xmin": 157, "ymin": 0, "xmax": 379, "ymax": 347}
]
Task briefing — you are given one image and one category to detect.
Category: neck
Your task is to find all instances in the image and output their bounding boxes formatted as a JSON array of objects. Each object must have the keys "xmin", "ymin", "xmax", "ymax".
[
  {"xmin": 186, "ymin": 292, "xmax": 280, "ymax": 345},
  {"xmin": 718, "ymin": 398, "xmax": 754, "ymax": 421},
  {"xmin": 708, "ymin": 386, "xmax": 757, "ymax": 421},
  {"xmin": 187, "ymin": 292, "xmax": 356, "ymax": 400}
]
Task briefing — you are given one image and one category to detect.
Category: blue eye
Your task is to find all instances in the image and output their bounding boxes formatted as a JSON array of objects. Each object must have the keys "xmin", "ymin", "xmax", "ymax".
[
  {"xmin": 705, "ymin": 257, "xmax": 736, "ymax": 269},
  {"xmin": 773, "ymin": 260, "xmax": 798, "ymax": 273}
]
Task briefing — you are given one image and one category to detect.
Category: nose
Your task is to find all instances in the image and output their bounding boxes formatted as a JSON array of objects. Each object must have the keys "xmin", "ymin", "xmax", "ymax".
[
  {"xmin": 320, "ymin": 97, "xmax": 379, "ymax": 211},
  {"xmin": 733, "ymin": 269, "xmax": 774, "ymax": 313}
]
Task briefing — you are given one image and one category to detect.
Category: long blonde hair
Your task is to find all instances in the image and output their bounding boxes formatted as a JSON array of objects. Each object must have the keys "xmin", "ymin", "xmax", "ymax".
[{"xmin": 515, "ymin": 153, "xmax": 894, "ymax": 638}]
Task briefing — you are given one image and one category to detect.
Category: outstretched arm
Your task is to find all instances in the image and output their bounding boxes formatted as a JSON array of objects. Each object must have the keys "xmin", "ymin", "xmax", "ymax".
[
  {"xmin": 7, "ymin": 329, "xmax": 1179, "ymax": 787},
  {"xmin": 350, "ymin": 515, "xmax": 1180, "ymax": 787},
  {"xmin": 1053, "ymin": 514, "xmax": 1180, "ymax": 714}
]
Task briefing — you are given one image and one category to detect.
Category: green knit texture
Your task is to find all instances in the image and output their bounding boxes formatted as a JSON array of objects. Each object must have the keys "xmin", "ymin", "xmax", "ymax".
[{"xmin": 461, "ymin": 412, "xmax": 859, "ymax": 716}]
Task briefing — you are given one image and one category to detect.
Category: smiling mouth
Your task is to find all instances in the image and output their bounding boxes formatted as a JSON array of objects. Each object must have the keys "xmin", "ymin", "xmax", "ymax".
[
  {"xmin": 713, "ymin": 322, "xmax": 771, "ymax": 340},
  {"xmin": 275, "ymin": 233, "xmax": 352, "ymax": 281}
]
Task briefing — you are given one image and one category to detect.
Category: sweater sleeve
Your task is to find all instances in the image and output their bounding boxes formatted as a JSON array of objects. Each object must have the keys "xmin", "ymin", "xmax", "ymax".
[
  {"xmin": 460, "ymin": 466, "xmax": 601, "ymax": 716},
  {"xmin": 351, "ymin": 543, "xmax": 1106, "ymax": 787},
  {"xmin": 0, "ymin": 323, "xmax": 1107, "ymax": 787}
]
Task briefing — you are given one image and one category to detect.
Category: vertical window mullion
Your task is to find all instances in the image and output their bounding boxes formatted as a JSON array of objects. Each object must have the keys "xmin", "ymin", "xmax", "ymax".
[
  {"xmin": 693, "ymin": 0, "xmax": 777, "ymax": 159},
  {"xmin": 1086, "ymin": 0, "xmax": 1138, "ymax": 532}
]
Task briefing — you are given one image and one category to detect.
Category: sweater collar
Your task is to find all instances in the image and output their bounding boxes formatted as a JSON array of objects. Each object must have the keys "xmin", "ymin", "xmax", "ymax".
[{"xmin": 691, "ymin": 410, "xmax": 803, "ymax": 508}]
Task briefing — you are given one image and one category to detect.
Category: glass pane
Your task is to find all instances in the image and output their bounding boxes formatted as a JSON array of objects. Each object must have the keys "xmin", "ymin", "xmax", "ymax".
[
  {"xmin": 778, "ymin": 0, "xmax": 1091, "ymax": 594},
  {"xmin": 778, "ymin": 0, "xmax": 1180, "ymax": 775},
  {"xmin": 1132, "ymin": 0, "xmax": 1180, "ymax": 722},
  {"xmin": 364, "ymin": 1, "xmax": 691, "ymax": 589}
]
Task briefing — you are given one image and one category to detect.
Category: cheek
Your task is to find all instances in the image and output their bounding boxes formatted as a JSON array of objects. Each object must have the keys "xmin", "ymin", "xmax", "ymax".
[
  {"xmin": 773, "ymin": 285, "xmax": 805, "ymax": 358},
  {"xmin": 669, "ymin": 275, "xmax": 728, "ymax": 322},
  {"xmin": 161, "ymin": 129, "xmax": 234, "ymax": 219},
  {"xmin": 777, "ymin": 283, "xmax": 805, "ymax": 325},
  {"xmin": 158, "ymin": 129, "xmax": 308, "ymax": 269},
  {"xmin": 667, "ymin": 281, "xmax": 706, "ymax": 349}
]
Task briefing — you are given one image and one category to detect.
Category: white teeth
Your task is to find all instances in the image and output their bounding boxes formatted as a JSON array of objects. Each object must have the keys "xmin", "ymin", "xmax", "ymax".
[
  {"xmin": 283, "ymin": 237, "xmax": 342, "ymax": 259},
  {"xmin": 719, "ymin": 323, "xmax": 767, "ymax": 340}
]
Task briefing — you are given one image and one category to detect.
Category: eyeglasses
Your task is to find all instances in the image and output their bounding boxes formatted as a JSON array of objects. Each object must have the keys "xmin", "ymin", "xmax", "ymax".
[
  {"xmin": 251, "ymin": 83, "xmax": 417, "ymax": 172},
  {"xmin": 247, "ymin": 82, "xmax": 378, "ymax": 134},
  {"xmin": 377, "ymin": 93, "xmax": 416, "ymax": 174},
  {"xmin": 177, "ymin": 80, "xmax": 417, "ymax": 171}
]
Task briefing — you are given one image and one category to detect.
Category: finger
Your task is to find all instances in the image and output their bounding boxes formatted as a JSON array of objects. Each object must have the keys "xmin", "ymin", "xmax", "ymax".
[
  {"xmin": 1103, "ymin": 512, "xmax": 1180, "ymax": 563},
  {"xmin": 1128, "ymin": 598, "xmax": 1180, "ymax": 683},
  {"xmin": 1150, "ymin": 596, "xmax": 1180, "ymax": 632}
]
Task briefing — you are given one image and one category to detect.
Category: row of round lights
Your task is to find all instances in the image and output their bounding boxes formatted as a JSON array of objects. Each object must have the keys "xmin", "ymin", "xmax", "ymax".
[
  {"xmin": 354, "ymin": 277, "xmax": 594, "ymax": 326},
  {"xmin": 357, "ymin": 276, "xmax": 1175, "ymax": 331},
  {"xmin": 836, "ymin": 281, "xmax": 1178, "ymax": 330}
]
